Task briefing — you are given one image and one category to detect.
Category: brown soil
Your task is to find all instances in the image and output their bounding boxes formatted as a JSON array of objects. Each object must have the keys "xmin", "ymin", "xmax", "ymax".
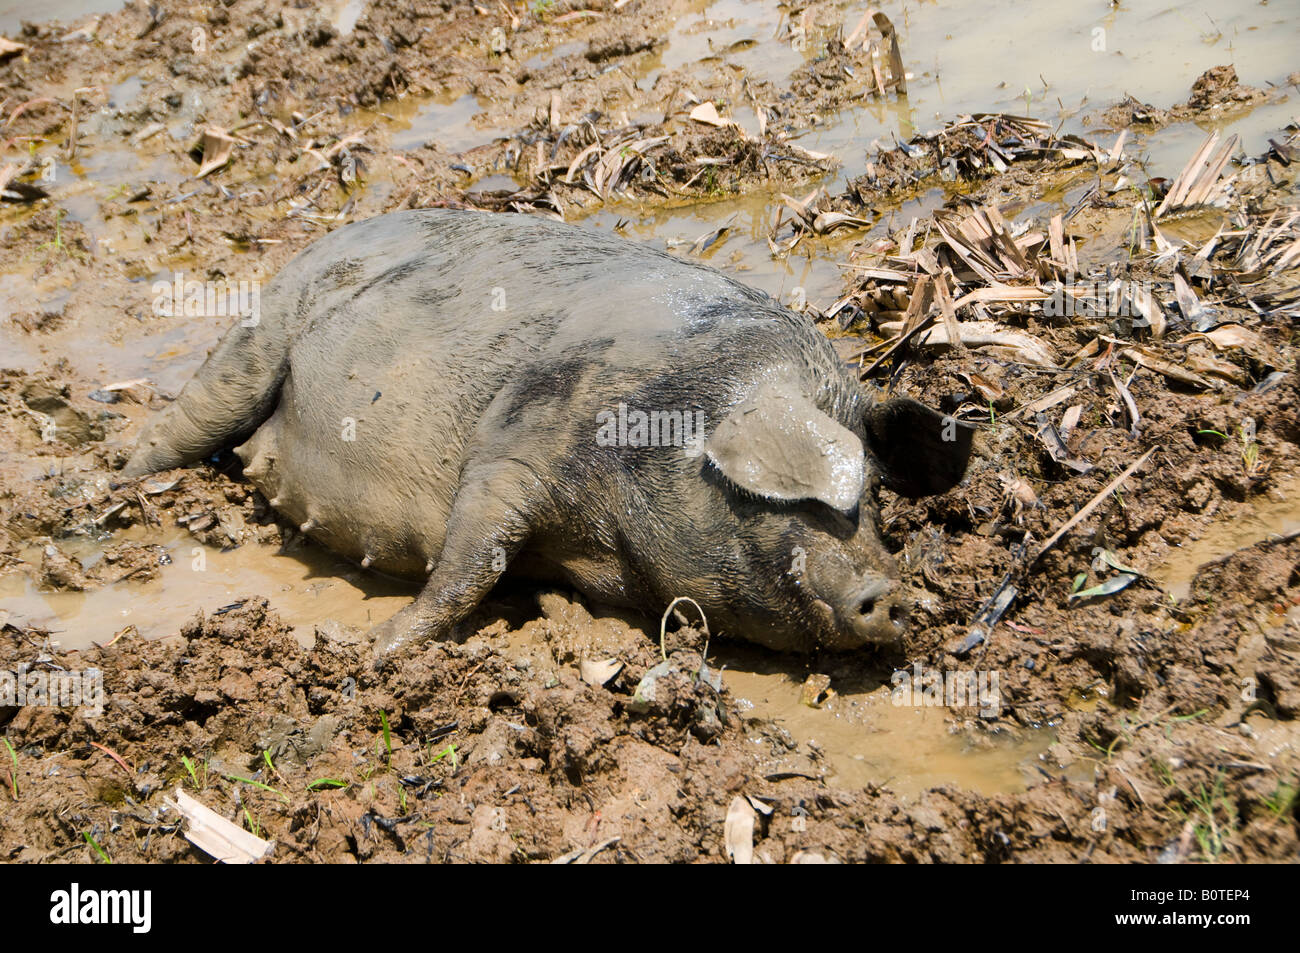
[{"xmin": 1, "ymin": 1, "xmax": 1298, "ymax": 863}]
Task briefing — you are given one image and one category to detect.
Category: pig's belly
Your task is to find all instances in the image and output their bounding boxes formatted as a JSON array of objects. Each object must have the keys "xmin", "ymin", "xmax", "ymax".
[{"xmin": 234, "ymin": 373, "xmax": 460, "ymax": 578}]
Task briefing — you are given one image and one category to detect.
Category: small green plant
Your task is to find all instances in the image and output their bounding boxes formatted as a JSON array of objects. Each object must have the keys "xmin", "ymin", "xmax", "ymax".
[
  {"xmin": 1262, "ymin": 778, "xmax": 1298, "ymax": 819},
  {"xmin": 1198, "ymin": 423, "xmax": 1262, "ymax": 477},
  {"xmin": 262, "ymin": 749, "xmax": 285, "ymax": 784},
  {"xmin": 83, "ymin": 831, "xmax": 111, "ymax": 864},
  {"xmin": 1157, "ymin": 764, "xmax": 1237, "ymax": 862},
  {"xmin": 1165, "ymin": 708, "xmax": 1208, "ymax": 738},
  {"xmin": 181, "ymin": 754, "xmax": 208, "ymax": 791},
  {"xmin": 429, "ymin": 743, "xmax": 458, "ymax": 772},
  {"xmin": 223, "ymin": 772, "xmax": 289, "ymax": 803},
  {"xmin": 1186, "ymin": 774, "xmax": 1237, "ymax": 861},
  {"xmin": 37, "ymin": 209, "xmax": 69, "ymax": 256},
  {"xmin": 1239, "ymin": 421, "xmax": 1261, "ymax": 477},
  {"xmin": 3, "ymin": 738, "xmax": 18, "ymax": 799},
  {"xmin": 307, "ymin": 778, "xmax": 349, "ymax": 792},
  {"xmin": 379, "ymin": 709, "xmax": 393, "ymax": 763},
  {"xmin": 242, "ymin": 807, "xmax": 261, "ymax": 838},
  {"xmin": 702, "ymin": 166, "xmax": 718, "ymax": 195}
]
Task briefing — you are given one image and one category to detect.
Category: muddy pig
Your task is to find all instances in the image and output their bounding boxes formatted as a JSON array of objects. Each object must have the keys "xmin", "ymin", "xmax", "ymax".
[{"xmin": 124, "ymin": 209, "xmax": 972, "ymax": 656}]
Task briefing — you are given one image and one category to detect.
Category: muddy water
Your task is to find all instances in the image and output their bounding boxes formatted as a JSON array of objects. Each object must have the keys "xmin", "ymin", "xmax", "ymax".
[
  {"xmin": 610, "ymin": 0, "xmax": 1295, "ymax": 262},
  {"xmin": 383, "ymin": 93, "xmax": 492, "ymax": 154},
  {"xmin": 4, "ymin": 0, "xmax": 1297, "ymax": 353},
  {"xmin": 1154, "ymin": 478, "xmax": 1300, "ymax": 601},
  {"xmin": 366, "ymin": 0, "xmax": 1298, "ymax": 307},
  {"xmin": 0, "ymin": 0, "xmax": 116, "ymax": 32},
  {"xmin": 3, "ymin": 0, "xmax": 1299, "ymax": 800},
  {"xmin": 717, "ymin": 648, "xmax": 1050, "ymax": 798},
  {"xmin": 0, "ymin": 525, "xmax": 416, "ymax": 647}
]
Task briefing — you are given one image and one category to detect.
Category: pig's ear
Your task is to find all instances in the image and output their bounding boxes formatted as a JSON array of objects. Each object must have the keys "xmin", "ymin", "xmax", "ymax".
[
  {"xmin": 706, "ymin": 380, "xmax": 865, "ymax": 514},
  {"xmin": 863, "ymin": 397, "xmax": 974, "ymax": 498}
]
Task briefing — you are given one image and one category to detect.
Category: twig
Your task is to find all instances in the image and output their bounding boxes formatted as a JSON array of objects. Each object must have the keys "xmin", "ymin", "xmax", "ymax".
[{"xmin": 1029, "ymin": 448, "xmax": 1157, "ymax": 567}]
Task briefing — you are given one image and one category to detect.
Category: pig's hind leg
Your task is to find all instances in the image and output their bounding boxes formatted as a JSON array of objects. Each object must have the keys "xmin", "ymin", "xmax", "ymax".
[
  {"xmin": 123, "ymin": 321, "xmax": 286, "ymax": 478},
  {"xmin": 369, "ymin": 460, "xmax": 544, "ymax": 664}
]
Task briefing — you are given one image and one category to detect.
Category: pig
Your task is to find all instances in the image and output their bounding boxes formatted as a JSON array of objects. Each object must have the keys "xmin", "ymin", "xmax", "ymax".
[{"xmin": 124, "ymin": 209, "xmax": 972, "ymax": 656}]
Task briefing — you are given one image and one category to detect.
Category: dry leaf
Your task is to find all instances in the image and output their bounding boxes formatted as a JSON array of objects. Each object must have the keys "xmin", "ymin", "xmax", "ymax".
[
  {"xmin": 165, "ymin": 786, "xmax": 273, "ymax": 863},
  {"xmin": 1187, "ymin": 324, "xmax": 1277, "ymax": 364},
  {"xmin": 195, "ymin": 127, "xmax": 238, "ymax": 178},
  {"xmin": 812, "ymin": 211, "xmax": 872, "ymax": 234},
  {"xmin": 1121, "ymin": 346, "xmax": 1215, "ymax": 390},
  {"xmin": 879, "ymin": 319, "xmax": 1058, "ymax": 366},
  {"xmin": 724, "ymin": 796, "xmax": 756, "ymax": 864},
  {"xmin": 579, "ymin": 657, "xmax": 623, "ymax": 687},
  {"xmin": 689, "ymin": 102, "xmax": 735, "ymax": 128},
  {"xmin": 1185, "ymin": 353, "xmax": 1249, "ymax": 386}
]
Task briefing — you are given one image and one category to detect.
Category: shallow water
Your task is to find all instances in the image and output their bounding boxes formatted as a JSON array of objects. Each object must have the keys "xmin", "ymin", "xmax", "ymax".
[
  {"xmin": 717, "ymin": 647, "xmax": 1050, "ymax": 798},
  {"xmin": 1153, "ymin": 477, "xmax": 1300, "ymax": 601},
  {"xmin": 385, "ymin": 93, "xmax": 492, "ymax": 154},
  {"xmin": 4, "ymin": 0, "xmax": 1297, "ymax": 346},
  {"xmin": 0, "ymin": 525, "xmax": 415, "ymax": 647}
]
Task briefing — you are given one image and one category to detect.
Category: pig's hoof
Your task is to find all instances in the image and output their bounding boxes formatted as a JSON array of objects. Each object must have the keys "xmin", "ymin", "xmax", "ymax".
[
  {"xmin": 369, "ymin": 603, "xmax": 437, "ymax": 670},
  {"xmin": 369, "ymin": 618, "xmax": 407, "ymax": 671}
]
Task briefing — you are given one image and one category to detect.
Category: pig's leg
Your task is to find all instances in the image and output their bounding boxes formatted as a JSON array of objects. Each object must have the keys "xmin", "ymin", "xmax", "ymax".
[
  {"xmin": 369, "ymin": 461, "xmax": 541, "ymax": 663},
  {"xmin": 123, "ymin": 318, "xmax": 288, "ymax": 477}
]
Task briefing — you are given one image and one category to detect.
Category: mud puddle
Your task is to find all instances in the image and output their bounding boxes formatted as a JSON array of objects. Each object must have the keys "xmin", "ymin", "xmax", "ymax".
[
  {"xmin": 585, "ymin": 198, "xmax": 853, "ymax": 307},
  {"xmin": 1141, "ymin": 95, "xmax": 1300, "ymax": 179},
  {"xmin": 530, "ymin": 0, "xmax": 1296, "ymax": 308},
  {"xmin": 4, "ymin": 0, "xmax": 1295, "ymax": 329},
  {"xmin": 384, "ymin": 92, "xmax": 492, "ymax": 155},
  {"xmin": 1154, "ymin": 477, "xmax": 1300, "ymax": 601},
  {"xmin": 0, "ymin": 511, "xmax": 1049, "ymax": 803},
  {"xmin": 0, "ymin": 526, "xmax": 415, "ymax": 649},
  {"xmin": 0, "ymin": 0, "xmax": 117, "ymax": 32},
  {"xmin": 649, "ymin": 0, "xmax": 1300, "ymax": 183},
  {"xmin": 482, "ymin": 598, "xmax": 1052, "ymax": 799},
  {"xmin": 636, "ymin": 0, "xmax": 807, "ymax": 89},
  {"xmin": 717, "ymin": 648, "xmax": 1050, "ymax": 798}
]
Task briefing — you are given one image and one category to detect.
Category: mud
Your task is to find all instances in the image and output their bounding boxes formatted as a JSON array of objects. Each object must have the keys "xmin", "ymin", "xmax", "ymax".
[{"xmin": 2, "ymin": 0, "xmax": 1299, "ymax": 862}]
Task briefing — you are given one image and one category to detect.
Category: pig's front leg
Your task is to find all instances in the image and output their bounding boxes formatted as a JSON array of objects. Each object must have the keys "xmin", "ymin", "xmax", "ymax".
[{"xmin": 370, "ymin": 461, "xmax": 541, "ymax": 666}]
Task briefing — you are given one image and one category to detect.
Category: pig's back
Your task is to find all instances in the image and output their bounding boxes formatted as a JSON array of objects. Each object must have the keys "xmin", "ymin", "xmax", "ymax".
[{"xmin": 238, "ymin": 209, "xmax": 850, "ymax": 577}]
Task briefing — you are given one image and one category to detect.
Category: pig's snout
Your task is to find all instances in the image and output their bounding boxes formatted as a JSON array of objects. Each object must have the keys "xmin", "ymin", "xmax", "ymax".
[
  {"xmin": 847, "ymin": 575, "xmax": 907, "ymax": 642},
  {"xmin": 810, "ymin": 569, "xmax": 908, "ymax": 649}
]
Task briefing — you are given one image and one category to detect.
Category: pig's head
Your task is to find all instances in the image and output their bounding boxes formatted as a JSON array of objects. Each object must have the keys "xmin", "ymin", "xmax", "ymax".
[{"xmin": 692, "ymin": 376, "xmax": 972, "ymax": 652}]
